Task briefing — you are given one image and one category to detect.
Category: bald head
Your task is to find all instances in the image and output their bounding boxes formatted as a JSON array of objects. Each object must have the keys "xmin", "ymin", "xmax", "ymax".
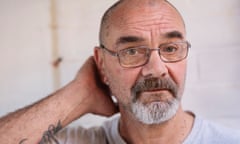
[
  {"xmin": 99, "ymin": 0, "xmax": 123, "ymax": 45},
  {"xmin": 99, "ymin": 0, "xmax": 185, "ymax": 46}
]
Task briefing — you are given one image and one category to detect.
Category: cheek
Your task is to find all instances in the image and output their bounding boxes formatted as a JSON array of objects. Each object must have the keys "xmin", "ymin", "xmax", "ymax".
[
  {"xmin": 167, "ymin": 61, "xmax": 187, "ymax": 92},
  {"xmin": 105, "ymin": 64, "xmax": 140, "ymax": 102}
]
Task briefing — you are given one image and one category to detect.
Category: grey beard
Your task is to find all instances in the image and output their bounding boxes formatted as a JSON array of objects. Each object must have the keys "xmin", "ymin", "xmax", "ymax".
[
  {"xmin": 131, "ymin": 97, "xmax": 180, "ymax": 125},
  {"xmin": 130, "ymin": 77, "xmax": 180, "ymax": 124}
]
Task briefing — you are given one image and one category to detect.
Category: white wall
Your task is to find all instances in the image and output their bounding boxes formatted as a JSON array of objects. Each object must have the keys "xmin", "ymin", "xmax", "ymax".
[
  {"xmin": 0, "ymin": 0, "xmax": 239, "ymax": 129},
  {"xmin": 0, "ymin": 0, "xmax": 53, "ymax": 115}
]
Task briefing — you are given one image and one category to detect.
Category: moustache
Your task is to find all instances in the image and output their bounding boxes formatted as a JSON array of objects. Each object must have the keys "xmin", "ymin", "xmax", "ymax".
[{"xmin": 131, "ymin": 77, "xmax": 178, "ymax": 99}]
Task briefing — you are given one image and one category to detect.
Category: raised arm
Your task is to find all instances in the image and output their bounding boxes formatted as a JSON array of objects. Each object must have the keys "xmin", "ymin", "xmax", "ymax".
[{"xmin": 0, "ymin": 56, "xmax": 118, "ymax": 144}]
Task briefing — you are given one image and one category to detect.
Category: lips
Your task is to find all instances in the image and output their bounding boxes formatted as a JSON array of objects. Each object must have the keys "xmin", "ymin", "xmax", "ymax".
[
  {"xmin": 138, "ymin": 88, "xmax": 173, "ymax": 96},
  {"xmin": 143, "ymin": 88, "xmax": 171, "ymax": 92},
  {"xmin": 138, "ymin": 89, "xmax": 171, "ymax": 103}
]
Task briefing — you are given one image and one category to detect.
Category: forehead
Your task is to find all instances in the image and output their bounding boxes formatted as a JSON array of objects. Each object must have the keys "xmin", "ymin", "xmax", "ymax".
[{"xmin": 105, "ymin": 0, "xmax": 186, "ymax": 45}]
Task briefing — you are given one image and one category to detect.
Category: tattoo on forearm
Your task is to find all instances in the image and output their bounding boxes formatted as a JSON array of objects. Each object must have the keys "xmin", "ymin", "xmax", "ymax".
[{"xmin": 38, "ymin": 120, "xmax": 62, "ymax": 144}]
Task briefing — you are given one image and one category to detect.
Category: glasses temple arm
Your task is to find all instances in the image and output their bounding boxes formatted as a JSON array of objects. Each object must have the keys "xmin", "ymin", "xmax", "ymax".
[{"xmin": 99, "ymin": 44, "xmax": 118, "ymax": 56}]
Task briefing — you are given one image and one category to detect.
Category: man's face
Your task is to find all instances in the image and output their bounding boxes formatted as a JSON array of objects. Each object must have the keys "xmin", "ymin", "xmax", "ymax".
[{"xmin": 101, "ymin": 1, "xmax": 187, "ymax": 124}]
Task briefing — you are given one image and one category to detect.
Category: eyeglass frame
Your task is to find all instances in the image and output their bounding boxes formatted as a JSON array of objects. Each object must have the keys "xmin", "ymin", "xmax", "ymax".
[{"xmin": 99, "ymin": 41, "xmax": 191, "ymax": 68}]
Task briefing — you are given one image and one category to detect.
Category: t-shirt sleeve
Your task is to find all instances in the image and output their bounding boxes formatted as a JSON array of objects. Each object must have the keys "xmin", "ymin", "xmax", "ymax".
[{"xmin": 41, "ymin": 126, "xmax": 108, "ymax": 144}]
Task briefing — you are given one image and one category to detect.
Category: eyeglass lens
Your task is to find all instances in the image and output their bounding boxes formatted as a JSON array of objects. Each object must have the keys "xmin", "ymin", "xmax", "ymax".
[{"xmin": 118, "ymin": 42, "xmax": 189, "ymax": 68}]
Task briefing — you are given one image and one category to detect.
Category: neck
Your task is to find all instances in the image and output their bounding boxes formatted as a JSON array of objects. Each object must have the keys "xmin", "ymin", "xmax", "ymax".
[{"xmin": 119, "ymin": 106, "xmax": 194, "ymax": 144}]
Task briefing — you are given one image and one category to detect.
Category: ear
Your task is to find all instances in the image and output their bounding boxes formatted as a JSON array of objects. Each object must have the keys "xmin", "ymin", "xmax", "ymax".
[{"xmin": 94, "ymin": 46, "xmax": 109, "ymax": 85}]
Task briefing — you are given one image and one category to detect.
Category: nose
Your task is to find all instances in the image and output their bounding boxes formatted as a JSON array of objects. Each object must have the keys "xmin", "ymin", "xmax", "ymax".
[{"xmin": 141, "ymin": 50, "xmax": 168, "ymax": 77}]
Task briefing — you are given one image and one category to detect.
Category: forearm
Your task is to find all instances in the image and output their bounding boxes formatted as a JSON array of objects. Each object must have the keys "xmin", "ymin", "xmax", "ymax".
[{"xmin": 0, "ymin": 80, "xmax": 87, "ymax": 144}]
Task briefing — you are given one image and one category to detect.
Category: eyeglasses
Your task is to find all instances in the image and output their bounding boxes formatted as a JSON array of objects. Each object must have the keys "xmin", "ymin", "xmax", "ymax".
[{"xmin": 100, "ymin": 41, "xmax": 191, "ymax": 68}]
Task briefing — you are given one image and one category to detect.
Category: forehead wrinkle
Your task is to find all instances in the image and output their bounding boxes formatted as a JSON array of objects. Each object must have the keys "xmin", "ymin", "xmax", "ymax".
[
  {"xmin": 120, "ymin": 10, "xmax": 164, "ymax": 25},
  {"xmin": 120, "ymin": 21, "xmax": 183, "ymax": 36},
  {"xmin": 124, "ymin": 21, "xmax": 178, "ymax": 31},
  {"xmin": 120, "ymin": 15, "xmax": 174, "ymax": 31}
]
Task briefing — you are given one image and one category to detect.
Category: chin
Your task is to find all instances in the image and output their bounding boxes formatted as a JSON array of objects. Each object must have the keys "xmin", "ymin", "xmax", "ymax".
[{"xmin": 131, "ymin": 98, "xmax": 180, "ymax": 125}]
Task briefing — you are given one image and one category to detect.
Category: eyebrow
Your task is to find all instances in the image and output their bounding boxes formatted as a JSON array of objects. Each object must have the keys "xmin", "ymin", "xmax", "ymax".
[
  {"xmin": 115, "ymin": 31, "xmax": 183, "ymax": 46},
  {"xmin": 164, "ymin": 31, "xmax": 184, "ymax": 39},
  {"xmin": 116, "ymin": 36, "xmax": 145, "ymax": 45}
]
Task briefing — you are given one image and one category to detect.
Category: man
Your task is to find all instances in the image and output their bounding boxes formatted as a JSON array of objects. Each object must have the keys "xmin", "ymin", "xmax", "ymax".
[{"xmin": 0, "ymin": 0, "xmax": 239, "ymax": 144}]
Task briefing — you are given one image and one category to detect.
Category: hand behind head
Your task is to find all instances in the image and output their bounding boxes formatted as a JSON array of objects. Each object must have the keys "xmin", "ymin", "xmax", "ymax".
[{"xmin": 74, "ymin": 56, "xmax": 119, "ymax": 117}]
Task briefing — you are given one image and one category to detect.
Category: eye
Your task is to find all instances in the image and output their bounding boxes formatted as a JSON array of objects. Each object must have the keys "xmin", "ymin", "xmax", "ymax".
[
  {"xmin": 124, "ymin": 48, "xmax": 139, "ymax": 56},
  {"xmin": 162, "ymin": 46, "xmax": 178, "ymax": 53}
]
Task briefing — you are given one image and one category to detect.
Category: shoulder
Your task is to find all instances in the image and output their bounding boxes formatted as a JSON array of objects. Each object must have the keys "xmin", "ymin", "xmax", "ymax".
[
  {"xmin": 102, "ymin": 114, "xmax": 126, "ymax": 144},
  {"xmin": 185, "ymin": 116, "xmax": 240, "ymax": 144}
]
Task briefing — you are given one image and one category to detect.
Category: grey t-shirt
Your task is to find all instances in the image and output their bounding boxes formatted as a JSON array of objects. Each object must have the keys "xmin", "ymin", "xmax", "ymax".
[{"xmin": 52, "ymin": 115, "xmax": 240, "ymax": 144}]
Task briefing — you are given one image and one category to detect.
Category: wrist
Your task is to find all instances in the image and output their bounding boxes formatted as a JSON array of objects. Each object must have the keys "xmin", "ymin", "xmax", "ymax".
[{"xmin": 57, "ymin": 80, "xmax": 90, "ymax": 125}]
